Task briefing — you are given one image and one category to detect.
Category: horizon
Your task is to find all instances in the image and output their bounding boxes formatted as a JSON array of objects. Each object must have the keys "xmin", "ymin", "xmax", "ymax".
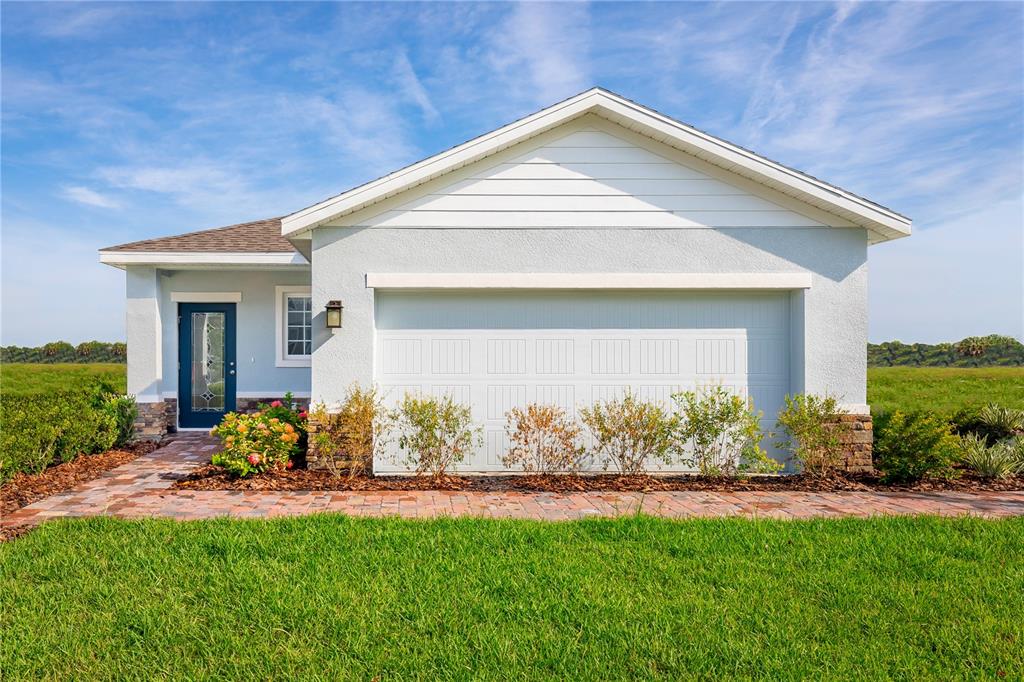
[{"xmin": 2, "ymin": 2, "xmax": 1022, "ymax": 345}]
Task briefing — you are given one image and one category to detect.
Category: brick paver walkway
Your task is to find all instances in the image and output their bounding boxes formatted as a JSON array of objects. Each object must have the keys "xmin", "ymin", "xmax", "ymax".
[{"xmin": 4, "ymin": 435, "xmax": 1024, "ymax": 530}]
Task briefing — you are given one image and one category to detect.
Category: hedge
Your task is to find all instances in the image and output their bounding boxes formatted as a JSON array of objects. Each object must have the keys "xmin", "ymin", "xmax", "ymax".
[{"xmin": 0, "ymin": 384, "xmax": 136, "ymax": 484}]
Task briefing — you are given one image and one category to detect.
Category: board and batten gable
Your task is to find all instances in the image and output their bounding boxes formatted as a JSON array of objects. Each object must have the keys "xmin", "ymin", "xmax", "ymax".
[{"xmin": 309, "ymin": 115, "xmax": 870, "ymax": 426}]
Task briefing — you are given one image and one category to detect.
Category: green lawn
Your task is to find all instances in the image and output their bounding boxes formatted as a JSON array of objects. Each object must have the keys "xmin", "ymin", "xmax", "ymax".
[
  {"xmin": 868, "ymin": 366, "xmax": 1024, "ymax": 415},
  {"xmin": 1, "ymin": 515, "xmax": 1022, "ymax": 679},
  {"xmin": 0, "ymin": 362, "xmax": 126, "ymax": 396}
]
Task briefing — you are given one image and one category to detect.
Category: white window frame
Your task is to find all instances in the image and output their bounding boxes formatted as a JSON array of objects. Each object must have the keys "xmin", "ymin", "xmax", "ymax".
[{"xmin": 275, "ymin": 285, "xmax": 312, "ymax": 368}]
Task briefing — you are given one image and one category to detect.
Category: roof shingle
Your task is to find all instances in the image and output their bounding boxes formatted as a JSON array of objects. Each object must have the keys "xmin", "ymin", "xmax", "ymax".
[{"xmin": 102, "ymin": 217, "xmax": 294, "ymax": 253}]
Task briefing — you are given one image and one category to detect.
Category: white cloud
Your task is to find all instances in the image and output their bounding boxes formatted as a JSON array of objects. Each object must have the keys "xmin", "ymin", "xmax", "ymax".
[
  {"xmin": 486, "ymin": 3, "xmax": 592, "ymax": 107},
  {"xmin": 393, "ymin": 51, "xmax": 440, "ymax": 125},
  {"xmin": 61, "ymin": 185, "xmax": 121, "ymax": 209}
]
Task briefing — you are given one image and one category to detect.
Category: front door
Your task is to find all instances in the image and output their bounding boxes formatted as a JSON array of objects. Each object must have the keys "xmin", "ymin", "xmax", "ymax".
[{"xmin": 178, "ymin": 303, "xmax": 237, "ymax": 428}]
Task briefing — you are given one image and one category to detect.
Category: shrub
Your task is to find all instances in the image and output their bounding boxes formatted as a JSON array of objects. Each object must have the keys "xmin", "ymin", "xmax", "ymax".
[
  {"xmin": 0, "ymin": 382, "xmax": 135, "ymax": 483},
  {"xmin": 309, "ymin": 384, "xmax": 392, "ymax": 477},
  {"xmin": 874, "ymin": 411, "xmax": 959, "ymax": 483},
  {"xmin": 958, "ymin": 433, "xmax": 1024, "ymax": 480},
  {"xmin": 502, "ymin": 404, "xmax": 584, "ymax": 474},
  {"xmin": 775, "ymin": 394, "xmax": 847, "ymax": 476},
  {"xmin": 88, "ymin": 382, "xmax": 137, "ymax": 451},
  {"xmin": 101, "ymin": 394, "xmax": 137, "ymax": 448},
  {"xmin": 256, "ymin": 392, "xmax": 308, "ymax": 454},
  {"xmin": 579, "ymin": 392, "xmax": 676, "ymax": 475},
  {"xmin": 672, "ymin": 387, "xmax": 778, "ymax": 477},
  {"xmin": 211, "ymin": 411, "xmax": 302, "ymax": 477},
  {"xmin": 395, "ymin": 394, "xmax": 480, "ymax": 477}
]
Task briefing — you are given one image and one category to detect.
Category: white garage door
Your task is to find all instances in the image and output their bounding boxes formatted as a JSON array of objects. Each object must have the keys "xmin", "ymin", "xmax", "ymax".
[{"xmin": 374, "ymin": 291, "xmax": 791, "ymax": 472}]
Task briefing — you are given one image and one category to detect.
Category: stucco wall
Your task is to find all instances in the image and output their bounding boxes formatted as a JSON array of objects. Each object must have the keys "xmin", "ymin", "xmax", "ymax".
[
  {"xmin": 125, "ymin": 266, "xmax": 312, "ymax": 404},
  {"xmin": 310, "ymin": 227, "xmax": 868, "ymax": 409}
]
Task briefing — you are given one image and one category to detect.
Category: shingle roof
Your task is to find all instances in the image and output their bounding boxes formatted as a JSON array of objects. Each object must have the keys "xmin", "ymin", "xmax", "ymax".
[{"xmin": 102, "ymin": 217, "xmax": 294, "ymax": 253}]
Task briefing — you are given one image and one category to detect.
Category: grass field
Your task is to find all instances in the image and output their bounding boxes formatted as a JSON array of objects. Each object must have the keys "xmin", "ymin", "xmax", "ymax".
[
  {"xmin": 0, "ymin": 363, "xmax": 126, "ymax": 396},
  {"xmin": 867, "ymin": 366, "xmax": 1024, "ymax": 414},
  {"xmin": 1, "ymin": 515, "xmax": 1021, "ymax": 679}
]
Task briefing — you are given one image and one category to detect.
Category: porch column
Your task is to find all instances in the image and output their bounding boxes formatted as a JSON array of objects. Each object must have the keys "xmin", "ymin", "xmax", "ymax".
[{"xmin": 125, "ymin": 266, "xmax": 163, "ymax": 402}]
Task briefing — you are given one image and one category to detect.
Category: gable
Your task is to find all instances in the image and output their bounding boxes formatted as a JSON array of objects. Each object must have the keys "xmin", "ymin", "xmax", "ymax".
[
  {"xmin": 287, "ymin": 88, "xmax": 909, "ymax": 242},
  {"xmin": 328, "ymin": 118, "xmax": 855, "ymax": 231}
]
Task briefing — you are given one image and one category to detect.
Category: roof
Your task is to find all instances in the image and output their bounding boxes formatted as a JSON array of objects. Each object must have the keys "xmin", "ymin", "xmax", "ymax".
[
  {"xmin": 281, "ymin": 87, "xmax": 911, "ymax": 243},
  {"xmin": 102, "ymin": 217, "xmax": 293, "ymax": 253}
]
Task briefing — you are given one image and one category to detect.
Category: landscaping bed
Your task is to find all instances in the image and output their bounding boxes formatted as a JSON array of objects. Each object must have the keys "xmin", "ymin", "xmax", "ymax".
[
  {"xmin": 174, "ymin": 463, "xmax": 1024, "ymax": 494},
  {"xmin": 1, "ymin": 440, "xmax": 158, "ymax": 516}
]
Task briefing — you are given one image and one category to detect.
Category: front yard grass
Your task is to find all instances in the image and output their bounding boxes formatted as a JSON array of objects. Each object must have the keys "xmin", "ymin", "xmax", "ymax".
[
  {"xmin": 867, "ymin": 366, "xmax": 1024, "ymax": 414},
  {"xmin": 2, "ymin": 515, "xmax": 1021, "ymax": 679},
  {"xmin": 0, "ymin": 362, "xmax": 126, "ymax": 396}
]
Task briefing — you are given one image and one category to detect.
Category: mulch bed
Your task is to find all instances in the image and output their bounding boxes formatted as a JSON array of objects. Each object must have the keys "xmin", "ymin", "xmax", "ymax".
[
  {"xmin": 173, "ymin": 464, "xmax": 1024, "ymax": 494},
  {"xmin": 1, "ymin": 440, "xmax": 160, "ymax": 518}
]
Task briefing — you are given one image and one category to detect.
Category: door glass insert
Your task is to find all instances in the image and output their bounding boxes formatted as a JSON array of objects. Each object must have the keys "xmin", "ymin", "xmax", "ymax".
[{"xmin": 191, "ymin": 312, "xmax": 225, "ymax": 412}]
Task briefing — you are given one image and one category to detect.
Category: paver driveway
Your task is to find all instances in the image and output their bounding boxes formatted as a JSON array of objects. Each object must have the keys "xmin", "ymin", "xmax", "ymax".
[{"xmin": 3, "ymin": 434, "xmax": 1024, "ymax": 530}]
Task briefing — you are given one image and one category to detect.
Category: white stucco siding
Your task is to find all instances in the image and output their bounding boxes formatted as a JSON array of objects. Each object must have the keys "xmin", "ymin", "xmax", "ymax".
[
  {"xmin": 329, "ymin": 118, "xmax": 857, "ymax": 232},
  {"xmin": 310, "ymin": 227, "xmax": 868, "ymax": 413},
  {"xmin": 130, "ymin": 268, "xmax": 312, "ymax": 401}
]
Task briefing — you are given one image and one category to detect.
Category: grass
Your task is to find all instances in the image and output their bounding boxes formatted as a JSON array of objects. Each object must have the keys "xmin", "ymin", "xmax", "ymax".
[
  {"xmin": 2, "ymin": 515, "xmax": 1022, "ymax": 679},
  {"xmin": 868, "ymin": 366, "xmax": 1024, "ymax": 415},
  {"xmin": 0, "ymin": 363, "xmax": 126, "ymax": 396}
]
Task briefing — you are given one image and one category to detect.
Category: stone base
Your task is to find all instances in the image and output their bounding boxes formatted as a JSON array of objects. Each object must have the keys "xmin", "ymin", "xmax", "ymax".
[
  {"xmin": 134, "ymin": 399, "xmax": 177, "ymax": 440},
  {"xmin": 236, "ymin": 396, "xmax": 311, "ymax": 413},
  {"xmin": 836, "ymin": 413, "xmax": 873, "ymax": 473},
  {"xmin": 305, "ymin": 417, "xmax": 372, "ymax": 474}
]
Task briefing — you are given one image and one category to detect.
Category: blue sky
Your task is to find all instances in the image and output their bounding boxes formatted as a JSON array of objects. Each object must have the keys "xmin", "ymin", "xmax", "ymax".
[{"xmin": 2, "ymin": 1, "xmax": 1021, "ymax": 346}]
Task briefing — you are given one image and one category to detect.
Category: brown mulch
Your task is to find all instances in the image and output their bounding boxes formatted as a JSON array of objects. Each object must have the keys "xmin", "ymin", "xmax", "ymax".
[
  {"xmin": 173, "ymin": 465, "xmax": 1024, "ymax": 494},
  {"xmin": 1, "ymin": 440, "xmax": 160, "ymax": 518}
]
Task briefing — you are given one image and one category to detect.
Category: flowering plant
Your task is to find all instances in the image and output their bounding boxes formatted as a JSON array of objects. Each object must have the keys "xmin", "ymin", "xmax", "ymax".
[{"xmin": 211, "ymin": 404, "xmax": 305, "ymax": 477}]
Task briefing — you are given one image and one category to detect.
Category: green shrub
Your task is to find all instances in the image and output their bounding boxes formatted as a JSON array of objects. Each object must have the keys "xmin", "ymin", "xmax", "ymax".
[
  {"xmin": 775, "ymin": 394, "xmax": 847, "ymax": 476},
  {"xmin": 951, "ymin": 404, "xmax": 1024, "ymax": 444},
  {"xmin": 395, "ymin": 394, "xmax": 480, "ymax": 477},
  {"xmin": 672, "ymin": 386, "xmax": 778, "ymax": 477},
  {"xmin": 875, "ymin": 411, "xmax": 959, "ymax": 483},
  {"xmin": 579, "ymin": 392, "xmax": 676, "ymax": 475},
  {"xmin": 211, "ymin": 411, "xmax": 302, "ymax": 477},
  {"xmin": 958, "ymin": 433, "xmax": 1024, "ymax": 480},
  {"xmin": 0, "ymin": 383, "xmax": 134, "ymax": 483}
]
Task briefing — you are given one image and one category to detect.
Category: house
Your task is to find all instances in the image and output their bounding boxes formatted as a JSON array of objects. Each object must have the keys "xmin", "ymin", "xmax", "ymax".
[{"xmin": 100, "ymin": 88, "xmax": 910, "ymax": 472}]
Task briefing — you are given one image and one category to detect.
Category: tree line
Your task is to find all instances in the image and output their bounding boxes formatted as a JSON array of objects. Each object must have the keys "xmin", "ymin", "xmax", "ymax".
[{"xmin": 2, "ymin": 335, "xmax": 1020, "ymax": 367}]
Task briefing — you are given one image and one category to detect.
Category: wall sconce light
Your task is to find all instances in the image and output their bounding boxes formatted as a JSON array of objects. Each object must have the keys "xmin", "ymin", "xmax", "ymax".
[{"xmin": 325, "ymin": 300, "xmax": 343, "ymax": 328}]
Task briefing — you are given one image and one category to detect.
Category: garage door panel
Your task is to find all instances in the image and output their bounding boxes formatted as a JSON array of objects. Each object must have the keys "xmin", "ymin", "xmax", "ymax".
[{"xmin": 375, "ymin": 291, "xmax": 790, "ymax": 473}]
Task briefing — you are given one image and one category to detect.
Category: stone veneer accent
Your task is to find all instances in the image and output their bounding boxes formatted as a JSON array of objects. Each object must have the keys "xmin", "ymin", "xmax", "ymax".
[
  {"xmin": 836, "ymin": 413, "xmax": 873, "ymax": 473},
  {"xmin": 134, "ymin": 399, "xmax": 177, "ymax": 440},
  {"xmin": 236, "ymin": 396, "xmax": 310, "ymax": 413},
  {"xmin": 304, "ymin": 417, "xmax": 370, "ymax": 473},
  {"xmin": 133, "ymin": 396, "xmax": 310, "ymax": 441}
]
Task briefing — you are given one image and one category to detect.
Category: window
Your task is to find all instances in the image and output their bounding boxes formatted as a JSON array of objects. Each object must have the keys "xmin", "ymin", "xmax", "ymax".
[
  {"xmin": 275, "ymin": 286, "xmax": 312, "ymax": 367},
  {"xmin": 285, "ymin": 294, "xmax": 312, "ymax": 357}
]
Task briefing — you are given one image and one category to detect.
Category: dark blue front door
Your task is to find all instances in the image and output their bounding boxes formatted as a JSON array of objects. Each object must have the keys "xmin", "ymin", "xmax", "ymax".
[{"xmin": 178, "ymin": 303, "xmax": 237, "ymax": 428}]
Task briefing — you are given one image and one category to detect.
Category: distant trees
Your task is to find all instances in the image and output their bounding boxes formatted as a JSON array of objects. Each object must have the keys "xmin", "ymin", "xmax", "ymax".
[
  {"xmin": 868, "ymin": 335, "xmax": 1023, "ymax": 367},
  {"xmin": 1, "ymin": 341, "xmax": 127, "ymax": 364}
]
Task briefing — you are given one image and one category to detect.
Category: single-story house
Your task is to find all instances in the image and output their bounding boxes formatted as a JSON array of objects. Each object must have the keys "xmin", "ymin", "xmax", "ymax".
[{"xmin": 100, "ymin": 88, "xmax": 910, "ymax": 472}]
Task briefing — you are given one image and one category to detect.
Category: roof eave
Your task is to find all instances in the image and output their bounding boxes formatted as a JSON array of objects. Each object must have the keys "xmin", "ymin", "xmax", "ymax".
[{"xmin": 98, "ymin": 250, "xmax": 309, "ymax": 269}]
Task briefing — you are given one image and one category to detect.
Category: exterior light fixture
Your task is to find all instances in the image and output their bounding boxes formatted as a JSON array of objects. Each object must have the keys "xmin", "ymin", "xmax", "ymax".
[{"xmin": 325, "ymin": 300, "xmax": 344, "ymax": 328}]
